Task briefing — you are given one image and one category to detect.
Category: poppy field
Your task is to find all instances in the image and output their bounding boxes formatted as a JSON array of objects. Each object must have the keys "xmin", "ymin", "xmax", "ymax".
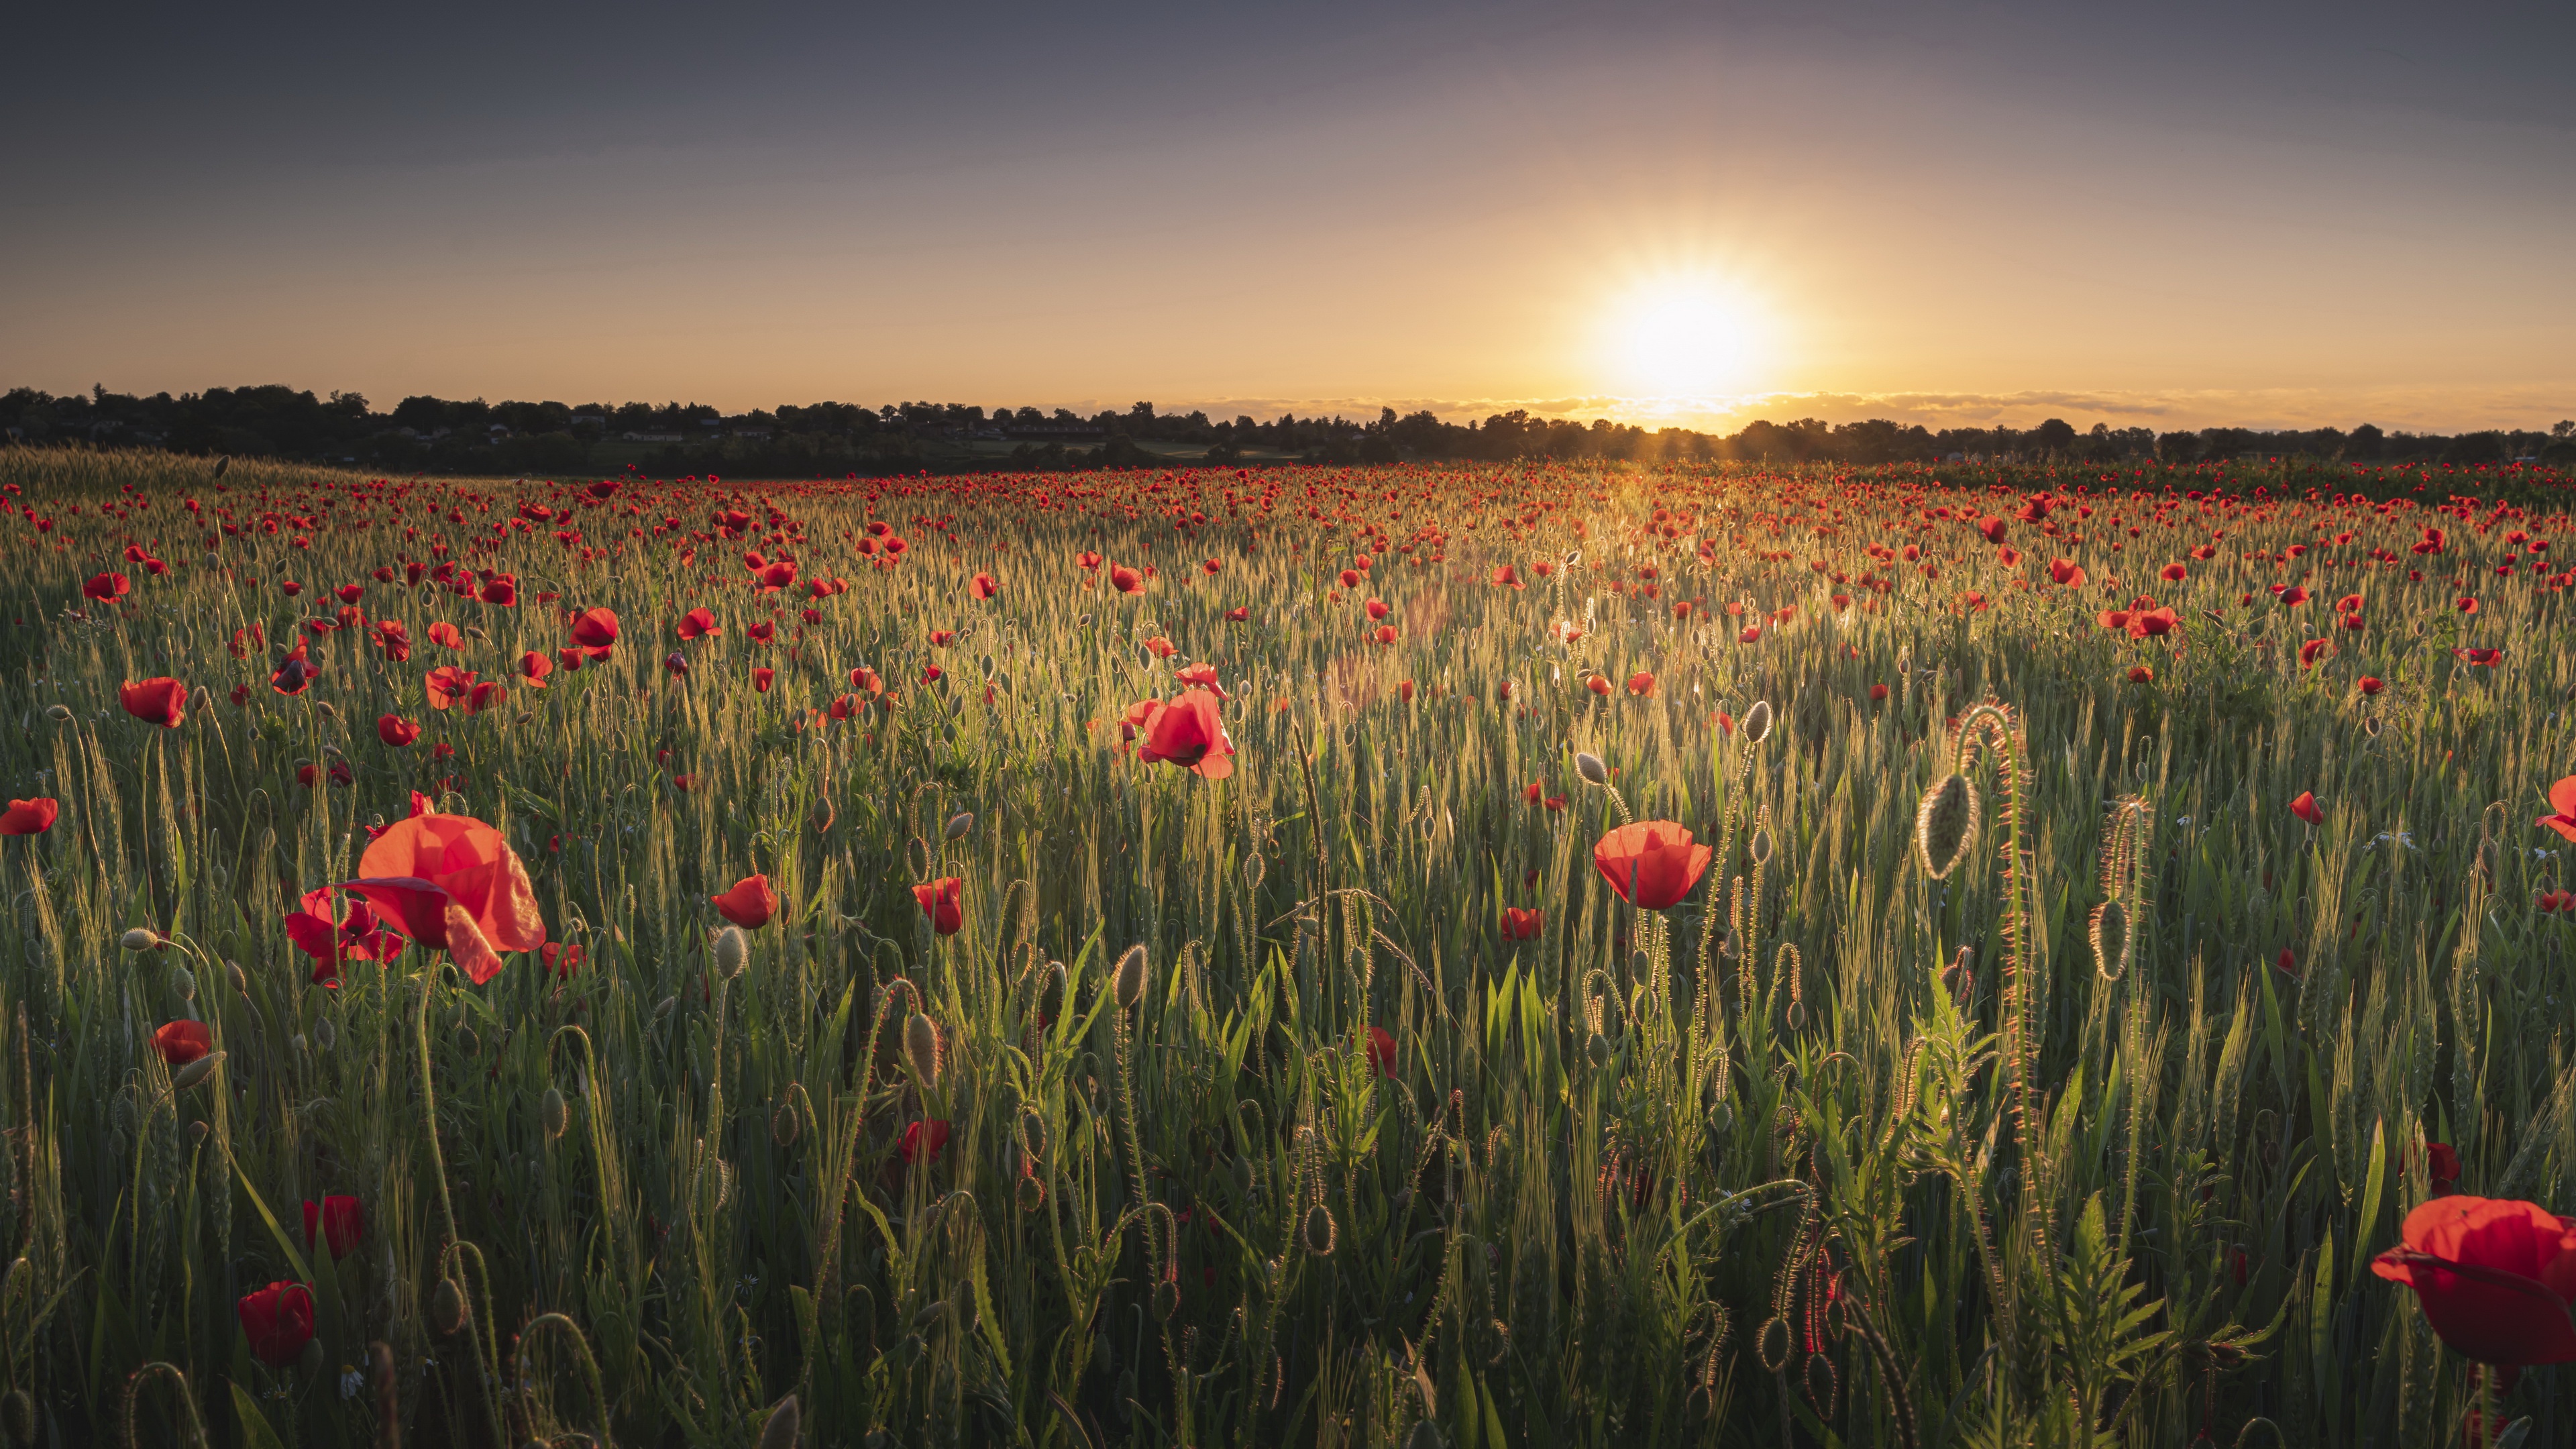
[{"xmin": 5, "ymin": 445, "xmax": 2576, "ymax": 1448}]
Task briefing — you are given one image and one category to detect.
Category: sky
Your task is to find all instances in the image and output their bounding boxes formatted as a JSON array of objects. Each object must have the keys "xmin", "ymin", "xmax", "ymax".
[{"xmin": 5, "ymin": 1, "xmax": 2572, "ymax": 434}]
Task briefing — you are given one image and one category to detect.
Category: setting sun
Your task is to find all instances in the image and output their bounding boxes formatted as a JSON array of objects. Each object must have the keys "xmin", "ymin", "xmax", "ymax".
[{"xmin": 1599, "ymin": 275, "xmax": 1775, "ymax": 400}]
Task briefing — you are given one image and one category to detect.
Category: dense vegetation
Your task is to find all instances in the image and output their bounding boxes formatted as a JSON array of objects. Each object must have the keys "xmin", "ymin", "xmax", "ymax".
[{"xmin": 0, "ymin": 448, "xmax": 2572, "ymax": 1446}]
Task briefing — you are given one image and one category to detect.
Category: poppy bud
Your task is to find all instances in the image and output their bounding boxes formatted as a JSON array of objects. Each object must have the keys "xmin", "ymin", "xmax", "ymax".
[
  {"xmin": 170, "ymin": 964, "xmax": 197, "ymax": 1001},
  {"xmin": 771, "ymin": 1098, "xmax": 799, "ymax": 1146},
  {"xmin": 664, "ymin": 651, "xmax": 688, "ymax": 677},
  {"xmin": 1112, "ymin": 943, "xmax": 1148, "ymax": 1010},
  {"xmin": 1406, "ymin": 1421, "xmax": 1445, "ymax": 1449},
  {"xmin": 904, "ymin": 1012, "xmax": 942, "ymax": 1087},
  {"xmin": 1022, "ymin": 1110, "xmax": 1049, "ymax": 1163},
  {"xmin": 1230, "ymin": 1156, "xmax": 1254, "ymax": 1197},
  {"xmin": 431, "ymin": 1276, "xmax": 468, "ymax": 1336},
  {"xmin": 2090, "ymin": 898, "xmax": 2131, "ymax": 978},
  {"xmin": 189, "ymin": 1119, "xmax": 209, "ymax": 1145},
  {"xmin": 1742, "ymin": 699, "xmax": 1774, "ymax": 744},
  {"xmin": 1244, "ymin": 853, "xmax": 1267, "ymax": 890},
  {"xmin": 943, "ymin": 811, "xmax": 973, "ymax": 841},
  {"xmin": 1038, "ymin": 960, "xmax": 1067, "ymax": 1026},
  {"xmin": 711, "ymin": 925, "xmax": 748, "ymax": 979},
  {"xmin": 752, "ymin": 1392, "xmax": 793, "ymax": 1444},
  {"xmin": 1749, "ymin": 829, "xmax": 1772, "ymax": 867},
  {"xmin": 1151, "ymin": 1277, "xmax": 1179, "ymax": 1323},
  {"xmin": 313, "ymin": 1018, "xmax": 336, "ymax": 1051},
  {"xmin": 541, "ymin": 1087, "xmax": 569, "ymax": 1140},
  {"xmin": 654, "ymin": 995, "xmax": 678, "ymax": 1021},
  {"xmin": 912, "ymin": 1299, "xmax": 947, "ymax": 1330},
  {"xmin": 1915, "ymin": 773, "xmax": 1980, "ymax": 879},
  {"xmin": 1574, "ymin": 752, "xmax": 1609, "ymax": 787},
  {"xmin": 172, "ymin": 1052, "xmax": 225, "ymax": 1091},
  {"xmin": 1587, "ymin": 1031, "xmax": 1612, "ymax": 1068},
  {"xmin": 1302, "ymin": 1202, "xmax": 1337, "ymax": 1256},
  {"xmin": 1016, "ymin": 1173, "xmax": 1046, "ymax": 1212},
  {"xmin": 42, "ymin": 706, "xmax": 70, "ymax": 724},
  {"xmin": 757, "ymin": 1395, "xmax": 800, "ymax": 1449},
  {"xmin": 1707, "ymin": 1097, "xmax": 1735, "ymax": 1135},
  {"xmin": 227, "ymin": 960, "xmax": 248, "ymax": 995},
  {"xmin": 120, "ymin": 928, "xmax": 160, "ymax": 953}
]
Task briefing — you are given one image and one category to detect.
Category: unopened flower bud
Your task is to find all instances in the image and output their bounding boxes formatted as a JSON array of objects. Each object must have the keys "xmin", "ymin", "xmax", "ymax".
[
  {"xmin": 1749, "ymin": 829, "xmax": 1773, "ymax": 867},
  {"xmin": 1742, "ymin": 699, "xmax": 1774, "ymax": 744},
  {"xmin": 431, "ymin": 1277, "xmax": 468, "ymax": 1336},
  {"xmin": 172, "ymin": 1052, "xmax": 225, "ymax": 1091},
  {"xmin": 711, "ymin": 925, "xmax": 748, "ymax": 979},
  {"xmin": 541, "ymin": 1086, "xmax": 569, "ymax": 1140},
  {"xmin": 1112, "ymin": 944, "xmax": 1148, "ymax": 1010},
  {"xmin": 42, "ymin": 706, "xmax": 70, "ymax": 723},
  {"xmin": 170, "ymin": 964, "xmax": 197, "ymax": 1001},
  {"xmin": 313, "ymin": 1018, "xmax": 336, "ymax": 1051},
  {"xmin": 1574, "ymin": 752, "xmax": 1609, "ymax": 786},
  {"xmin": 120, "ymin": 928, "xmax": 160, "ymax": 953},
  {"xmin": 904, "ymin": 1012, "xmax": 942, "ymax": 1087},
  {"xmin": 757, "ymin": 1395, "xmax": 800, "ymax": 1449},
  {"xmin": 943, "ymin": 811, "xmax": 974, "ymax": 841}
]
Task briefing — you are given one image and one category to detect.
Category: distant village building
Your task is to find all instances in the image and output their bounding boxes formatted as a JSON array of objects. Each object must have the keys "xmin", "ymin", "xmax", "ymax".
[
  {"xmin": 623, "ymin": 431, "xmax": 686, "ymax": 443},
  {"xmin": 1006, "ymin": 421, "xmax": 1106, "ymax": 440}
]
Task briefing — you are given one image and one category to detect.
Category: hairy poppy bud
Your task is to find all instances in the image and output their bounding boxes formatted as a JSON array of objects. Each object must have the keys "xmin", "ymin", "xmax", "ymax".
[
  {"xmin": 1742, "ymin": 699, "xmax": 1774, "ymax": 744},
  {"xmin": 1749, "ymin": 829, "xmax": 1773, "ymax": 867},
  {"xmin": 1021, "ymin": 1110, "xmax": 1049, "ymax": 1163},
  {"xmin": 1915, "ymin": 772, "xmax": 1980, "ymax": 879},
  {"xmin": 2090, "ymin": 899, "xmax": 2130, "ymax": 979},
  {"xmin": 1574, "ymin": 752, "xmax": 1609, "ymax": 786},
  {"xmin": 943, "ymin": 811, "xmax": 973, "ymax": 841},
  {"xmin": 172, "ymin": 1052, "xmax": 225, "ymax": 1091},
  {"xmin": 1302, "ymin": 1202, "xmax": 1337, "ymax": 1256},
  {"xmin": 1230, "ymin": 1156, "xmax": 1254, "ymax": 1197},
  {"xmin": 313, "ymin": 1018, "xmax": 336, "ymax": 1051},
  {"xmin": 431, "ymin": 1276, "xmax": 468, "ymax": 1336},
  {"xmin": 711, "ymin": 925, "xmax": 748, "ymax": 979},
  {"xmin": 1151, "ymin": 1277, "xmax": 1179, "ymax": 1323},
  {"xmin": 169, "ymin": 964, "xmax": 197, "ymax": 1001},
  {"xmin": 904, "ymin": 1012, "xmax": 942, "ymax": 1087},
  {"xmin": 541, "ymin": 1087, "xmax": 569, "ymax": 1140},
  {"xmin": 1112, "ymin": 944, "xmax": 1148, "ymax": 1010},
  {"xmin": 1406, "ymin": 1421, "xmax": 1446, "ymax": 1449},
  {"xmin": 1038, "ymin": 960, "xmax": 1067, "ymax": 1026},
  {"xmin": 912, "ymin": 1299, "xmax": 947, "ymax": 1330},
  {"xmin": 757, "ymin": 1394, "xmax": 800, "ymax": 1449},
  {"xmin": 653, "ymin": 995, "xmax": 678, "ymax": 1021},
  {"xmin": 1586, "ymin": 1031, "xmax": 1612, "ymax": 1069},
  {"xmin": 42, "ymin": 706, "xmax": 70, "ymax": 723},
  {"xmin": 1016, "ymin": 1173, "xmax": 1046, "ymax": 1212},
  {"xmin": 227, "ymin": 960, "xmax": 248, "ymax": 995},
  {"xmin": 771, "ymin": 1098, "xmax": 799, "ymax": 1146},
  {"xmin": 120, "ymin": 928, "xmax": 160, "ymax": 953}
]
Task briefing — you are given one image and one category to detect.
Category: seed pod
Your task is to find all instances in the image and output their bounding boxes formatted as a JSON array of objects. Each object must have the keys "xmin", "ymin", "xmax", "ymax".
[
  {"xmin": 119, "ymin": 928, "xmax": 160, "ymax": 953},
  {"xmin": 313, "ymin": 1018, "xmax": 337, "ymax": 1051},
  {"xmin": 1038, "ymin": 961, "xmax": 1067, "ymax": 1025},
  {"xmin": 1302, "ymin": 1203, "xmax": 1337, "ymax": 1256},
  {"xmin": 771, "ymin": 1099, "xmax": 799, "ymax": 1146},
  {"xmin": 1574, "ymin": 751, "xmax": 1609, "ymax": 786},
  {"xmin": 2363, "ymin": 714, "xmax": 2381, "ymax": 739},
  {"xmin": 431, "ymin": 1276, "xmax": 468, "ymax": 1336},
  {"xmin": 1748, "ymin": 829, "xmax": 1772, "ymax": 867},
  {"xmin": 943, "ymin": 811, "xmax": 974, "ymax": 841},
  {"xmin": 711, "ymin": 925, "xmax": 748, "ymax": 980},
  {"xmin": 1112, "ymin": 944, "xmax": 1148, "ymax": 1011},
  {"xmin": 172, "ymin": 1052, "xmax": 225, "ymax": 1091},
  {"xmin": 170, "ymin": 964, "xmax": 197, "ymax": 1001},
  {"xmin": 541, "ymin": 1087, "xmax": 570, "ymax": 1140},
  {"xmin": 1742, "ymin": 699, "xmax": 1774, "ymax": 744},
  {"xmin": 904, "ymin": 1013, "xmax": 942, "ymax": 1087},
  {"xmin": 1914, "ymin": 772, "xmax": 1980, "ymax": 879},
  {"xmin": 757, "ymin": 1394, "xmax": 800, "ymax": 1449}
]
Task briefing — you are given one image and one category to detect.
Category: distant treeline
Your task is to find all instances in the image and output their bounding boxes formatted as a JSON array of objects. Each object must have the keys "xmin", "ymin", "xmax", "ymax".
[{"xmin": 6, "ymin": 383, "xmax": 2571, "ymax": 476}]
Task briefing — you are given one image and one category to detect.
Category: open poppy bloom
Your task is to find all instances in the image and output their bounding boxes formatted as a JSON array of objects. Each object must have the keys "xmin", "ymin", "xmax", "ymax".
[
  {"xmin": 677, "ymin": 607, "xmax": 721, "ymax": 640},
  {"xmin": 119, "ymin": 678, "xmax": 188, "ymax": 727},
  {"xmin": 913, "ymin": 876, "xmax": 963, "ymax": 934},
  {"xmin": 2370, "ymin": 1195, "xmax": 2576, "ymax": 1370},
  {"xmin": 238, "ymin": 1281, "xmax": 316, "ymax": 1368},
  {"xmin": 517, "ymin": 651, "xmax": 552, "ymax": 688},
  {"xmin": 541, "ymin": 941, "xmax": 586, "ymax": 977},
  {"xmin": 1627, "ymin": 673, "xmax": 1656, "ymax": 696},
  {"xmin": 427, "ymin": 622, "xmax": 466, "ymax": 649},
  {"xmin": 339, "ymin": 812, "xmax": 545, "ymax": 985},
  {"xmin": 283, "ymin": 887, "xmax": 402, "ymax": 986},
  {"xmin": 1110, "ymin": 566, "xmax": 1145, "ymax": 595},
  {"xmin": 424, "ymin": 665, "xmax": 476, "ymax": 711},
  {"xmin": 2290, "ymin": 792, "xmax": 2324, "ymax": 826},
  {"xmin": 0, "ymin": 798, "xmax": 58, "ymax": 835},
  {"xmin": 970, "ymin": 572, "xmax": 999, "ymax": 600},
  {"xmin": 1502, "ymin": 906, "xmax": 1543, "ymax": 941},
  {"xmin": 1365, "ymin": 1025, "xmax": 1397, "ymax": 1077},
  {"xmin": 899, "ymin": 1118, "xmax": 952, "ymax": 1165},
  {"xmin": 1134, "ymin": 690, "xmax": 1235, "ymax": 780},
  {"xmin": 714, "ymin": 873, "xmax": 780, "ymax": 929},
  {"xmin": 302, "ymin": 1195, "xmax": 365, "ymax": 1260},
  {"xmin": 2537, "ymin": 777, "xmax": 2576, "ymax": 843},
  {"xmin": 152, "ymin": 1020, "xmax": 212, "ymax": 1065},
  {"xmin": 378, "ymin": 714, "xmax": 423, "ymax": 747},
  {"xmin": 1592, "ymin": 822, "xmax": 1713, "ymax": 910},
  {"xmin": 1491, "ymin": 565, "xmax": 1525, "ymax": 590},
  {"xmin": 570, "ymin": 606, "xmax": 619, "ymax": 657}
]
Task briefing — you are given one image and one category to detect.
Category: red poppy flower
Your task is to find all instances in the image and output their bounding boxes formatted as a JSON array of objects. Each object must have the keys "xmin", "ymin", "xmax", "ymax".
[
  {"xmin": 541, "ymin": 941, "xmax": 586, "ymax": 977},
  {"xmin": 1110, "ymin": 566, "xmax": 1145, "ymax": 595},
  {"xmin": 1502, "ymin": 906, "xmax": 1543, "ymax": 941},
  {"xmin": 753, "ymin": 667, "xmax": 775, "ymax": 693},
  {"xmin": 517, "ymin": 651, "xmax": 552, "ymax": 688},
  {"xmin": 1585, "ymin": 674, "xmax": 1612, "ymax": 697},
  {"xmin": 427, "ymin": 622, "xmax": 465, "ymax": 649},
  {"xmin": 465, "ymin": 680, "xmax": 508, "ymax": 715},
  {"xmin": 2459, "ymin": 597, "xmax": 2481, "ymax": 615},
  {"xmin": 339, "ymin": 812, "xmax": 545, "ymax": 985},
  {"xmin": 283, "ymin": 886, "xmax": 400, "ymax": 984},
  {"xmin": 2358, "ymin": 676, "xmax": 2384, "ymax": 696},
  {"xmin": 2128, "ymin": 607, "xmax": 2179, "ymax": 639},
  {"xmin": 237, "ymin": 1281, "xmax": 316, "ymax": 1368},
  {"xmin": 1075, "ymin": 550, "xmax": 1103, "ymax": 570},
  {"xmin": 373, "ymin": 620, "xmax": 413, "ymax": 662},
  {"xmin": 2299, "ymin": 639, "xmax": 2330, "ymax": 667},
  {"xmin": 1364, "ymin": 598, "xmax": 1391, "ymax": 621},
  {"xmin": 1136, "ymin": 690, "xmax": 1235, "ymax": 780},
  {"xmin": 713, "ymin": 873, "xmax": 779, "ymax": 929},
  {"xmin": 2290, "ymin": 791, "xmax": 2324, "ymax": 826},
  {"xmin": 83, "ymin": 572, "xmax": 130, "ymax": 602},
  {"xmin": 913, "ymin": 876, "xmax": 963, "ymax": 934},
  {"xmin": 2456, "ymin": 647, "xmax": 2504, "ymax": 667},
  {"xmin": 2370, "ymin": 1195, "xmax": 2576, "ymax": 1368},
  {"xmin": 1491, "ymin": 565, "xmax": 1525, "ymax": 590},
  {"xmin": 151, "ymin": 1020, "xmax": 211, "ymax": 1065},
  {"xmin": 1592, "ymin": 822, "xmax": 1713, "ymax": 910},
  {"xmin": 1739, "ymin": 625, "xmax": 1762, "ymax": 645},
  {"xmin": 1225, "ymin": 606, "xmax": 1250, "ymax": 621},
  {"xmin": 569, "ymin": 606, "xmax": 619, "ymax": 657},
  {"xmin": 677, "ymin": 607, "xmax": 721, "ymax": 640},
  {"xmin": 301, "ymin": 1195, "xmax": 365, "ymax": 1260},
  {"xmin": 2048, "ymin": 558, "xmax": 2087, "ymax": 588},
  {"xmin": 1365, "ymin": 1025, "xmax": 1397, "ymax": 1077},
  {"xmin": 1202, "ymin": 559, "xmax": 1223, "ymax": 575},
  {"xmin": 119, "ymin": 678, "xmax": 188, "ymax": 727},
  {"xmin": 970, "ymin": 572, "xmax": 999, "ymax": 600},
  {"xmin": 0, "ymin": 798, "xmax": 58, "ymax": 835},
  {"xmin": 899, "ymin": 1118, "xmax": 951, "ymax": 1165},
  {"xmin": 1628, "ymin": 672, "xmax": 1658, "ymax": 696},
  {"xmin": 2536, "ymin": 777, "xmax": 2576, "ymax": 843},
  {"xmin": 2159, "ymin": 563, "xmax": 2188, "ymax": 582},
  {"xmin": 2127, "ymin": 665, "xmax": 2154, "ymax": 684},
  {"xmin": 424, "ymin": 665, "xmax": 474, "ymax": 711}
]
